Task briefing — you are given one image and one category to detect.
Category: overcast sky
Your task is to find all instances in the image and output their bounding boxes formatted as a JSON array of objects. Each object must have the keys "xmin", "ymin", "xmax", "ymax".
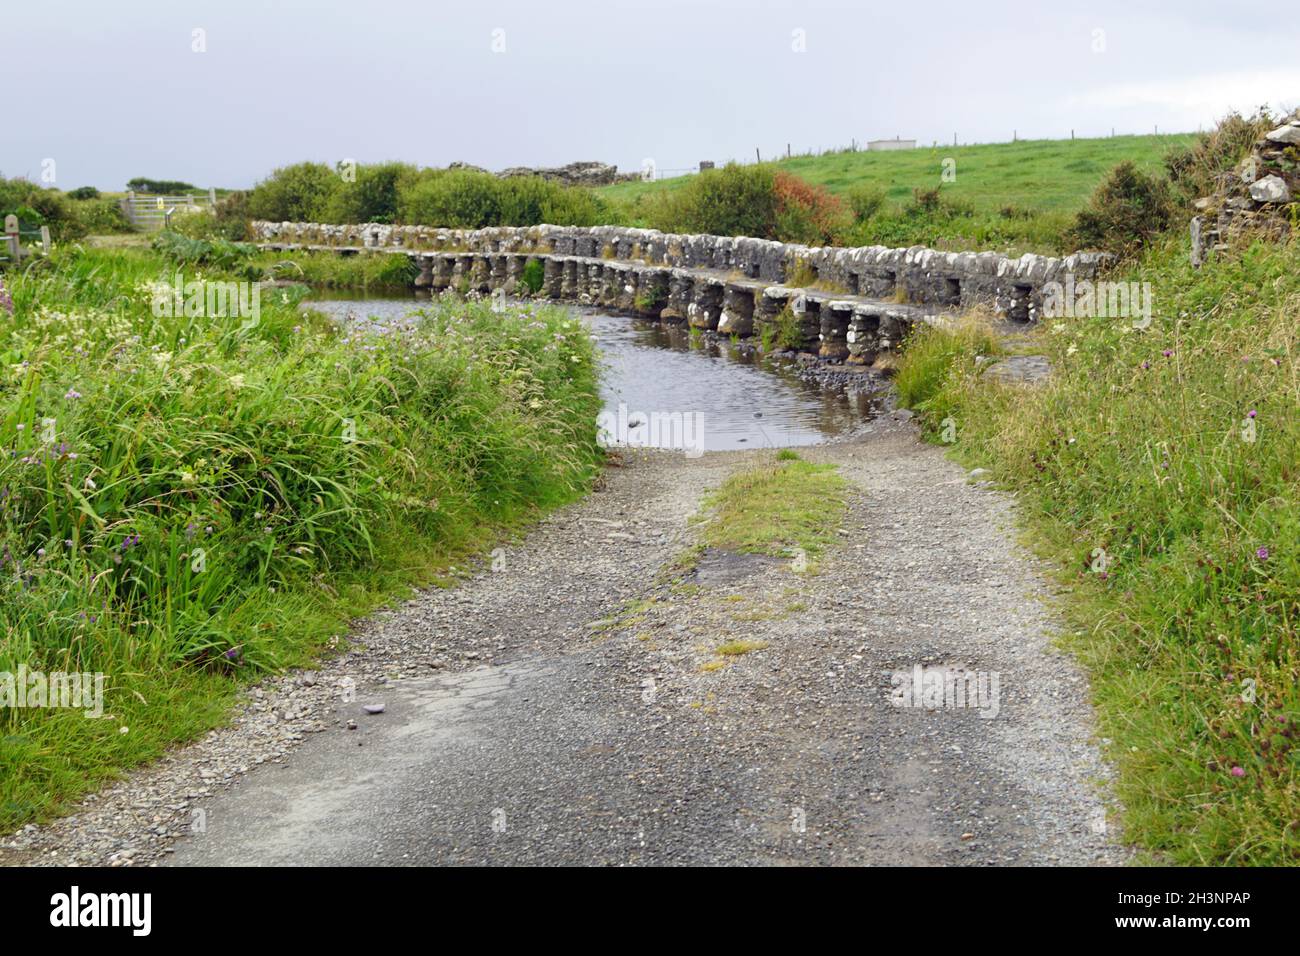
[{"xmin": 3, "ymin": 0, "xmax": 1297, "ymax": 191}]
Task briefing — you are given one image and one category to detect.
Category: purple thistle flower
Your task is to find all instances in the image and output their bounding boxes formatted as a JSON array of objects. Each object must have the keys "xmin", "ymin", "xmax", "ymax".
[
  {"xmin": 1247, "ymin": 409, "xmax": 1257, "ymax": 418},
  {"xmin": 1162, "ymin": 349, "xmax": 1173, "ymax": 357},
  {"xmin": 1257, "ymin": 547, "xmax": 1269, "ymax": 561}
]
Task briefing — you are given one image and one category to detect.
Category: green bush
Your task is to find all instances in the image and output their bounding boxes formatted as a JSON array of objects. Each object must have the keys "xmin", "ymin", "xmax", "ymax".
[
  {"xmin": 320, "ymin": 162, "xmax": 417, "ymax": 224},
  {"xmin": 1069, "ymin": 161, "xmax": 1176, "ymax": 257},
  {"xmin": 66, "ymin": 186, "xmax": 100, "ymax": 201},
  {"xmin": 70, "ymin": 197, "xmax": 131, "ymax": 235},
  {"xmin": 398, "ymin": 169, "xmax": 502, "ymax": 228},
  {"xmin": 246, "ymin": 162, "xmax": 339, "ymax": 222},
  {"xmin": 846, "ymin": 184, "xmax": 887, "ymax": 222},
  {"xmin": 645, "ymin": 163, "xmax": 779, "ymax": 238}
]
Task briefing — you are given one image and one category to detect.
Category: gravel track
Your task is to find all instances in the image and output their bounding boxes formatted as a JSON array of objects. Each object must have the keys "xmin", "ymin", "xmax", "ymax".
[{"xmin": 1, "ymin": 414, "xmax": 1125, "ymax": 866}]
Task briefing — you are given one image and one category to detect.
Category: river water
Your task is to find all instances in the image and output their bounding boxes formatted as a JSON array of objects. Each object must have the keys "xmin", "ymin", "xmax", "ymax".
[{"xmin": 306, "ymin": 295, "xmax": 886, "ymax": 451}]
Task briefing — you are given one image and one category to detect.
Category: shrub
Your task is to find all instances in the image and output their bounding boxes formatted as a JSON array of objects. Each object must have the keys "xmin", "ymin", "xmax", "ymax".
[
  {"xmin": 398, "ymin": 169, "xmax": 502, "ymax": 228},
  {"xmin": 320, "ymin": 162, "xmax": 417, "ymax": 224},
  {"xmin": 70, "ymin": 197, "xmax": 131, "ymax": 235},
  {"xmin": 66, "ymin": 186, "xmax": 100, "ymax": 201},
  {"xmin": 1069, "ymin": 161, "xmax": 1176, "ymax": 256},
  {"xmin": 246, "ymin": 162, "xmax": 339, "ymax": 222},
  {"xmin": 772, "ymin": 171, "xmax": 852, "ymax": 244},
  {"xmin": 0, "ymin": 177, "xmax": 85, "ymax": 240},
  {"xmin": 646, "ymin": 163, "xmax": 779, "ymax": 238},
  {"xmin": 846, "ymin": 184, "xmax": 888, "ymax": 222}
]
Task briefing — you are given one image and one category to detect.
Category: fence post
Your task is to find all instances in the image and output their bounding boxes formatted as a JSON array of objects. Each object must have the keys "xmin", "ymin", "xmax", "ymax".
[
  {"xmin": 4, "ymin": 215, "xmax": 21, "ymax": 262},
  {"xmin": 123, "ymin": 191, "xmax": 136, "ymax": 228},
  {"xmin": 40, "ymin": 226, "xmax": 51, "ymax": 255},
  {"xmin": 208, "ymin": 187, "xmax": 217, "ymax": 208}
]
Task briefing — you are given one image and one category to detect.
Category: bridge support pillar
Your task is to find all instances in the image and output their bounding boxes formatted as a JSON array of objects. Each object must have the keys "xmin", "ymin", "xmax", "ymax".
[
  {"xmin": 717, "ymin": 285, "xmax": 756, "ymax": 337},
  {"xmin": 846, "ymin": 309, "xmax": 881, "ymax": 365},
  {"xmin": 413, "ymin": 256, "xmax": 433, "ymax": 289},
  {"xmin": 819, "ymin": 302, "xmax": 853, "ymax": 362},
  {"xmin": 660, "ymin": 270, "xmax": 693, "ymax": 324},
  {"xmin": 542, "ymin": 258, "xmax": 564, "ymax": 298}
]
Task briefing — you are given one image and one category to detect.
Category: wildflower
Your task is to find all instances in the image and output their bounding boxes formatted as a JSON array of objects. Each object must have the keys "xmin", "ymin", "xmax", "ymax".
[
  {"xmin": 1162, "ymin": 349, "xmax": 1172, "ymax": 357},
  {"xmin": 1140, "ymin": 361, "xmax": 1150, "ymax": 370},
  {"xmin": 228, "ymin": 373, "xmax": 246, "ymax": 389},
  {"xmin": 36, "ymin": 548, "xmax": 45, "ymax": 557},
  {"xmin": 1257, "ymin": 547, "xmax": 1270, "ymax": 561},
  {"xmin": 64, "ymin": 388, "xmax": 82, "ymax": 400},
  {"xmin": 1230, "ymin": 766, "xmax": 1245, "ymax": 778},
  {"xmin": 1247, "ymin": 409, "xmax": 1257, "ymax": 418},
  {"xmin": 0, "ymin": 278, "xmax": 13, "ymax": 315}
]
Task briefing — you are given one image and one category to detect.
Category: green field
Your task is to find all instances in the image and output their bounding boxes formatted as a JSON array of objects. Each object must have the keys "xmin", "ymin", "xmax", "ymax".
[
  {"xmin": 603, "ymin": 134, "xmax": 1192, "ymax": 210},
  {"xmin": 602, "ymin": 134, "xmax": 1195, "ymax": 254}
]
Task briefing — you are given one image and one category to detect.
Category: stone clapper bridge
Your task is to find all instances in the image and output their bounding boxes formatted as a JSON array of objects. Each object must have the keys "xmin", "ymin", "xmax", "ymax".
[{"xmin": 252, "ymin": 221, "xmax": 1107, "ymax": 364}]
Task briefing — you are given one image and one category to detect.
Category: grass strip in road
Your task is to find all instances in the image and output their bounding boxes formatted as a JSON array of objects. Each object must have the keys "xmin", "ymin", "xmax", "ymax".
[{"xmin": 699, "ymin": 453, "xmax": 848, "ymax": 568}]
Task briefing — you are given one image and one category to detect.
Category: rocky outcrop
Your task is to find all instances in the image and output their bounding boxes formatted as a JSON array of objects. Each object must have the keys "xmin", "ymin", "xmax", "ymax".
[
  {"xmin": 447, "ymin": 161, "xmax": 632, "ymax": 187},
  {"xmin": 1191, "ymin": 110, "xmax": 1300, "ymax": 261},
  {"xmin": 497, "ymin": 162, "xmax": 632, "ymax": 187}
]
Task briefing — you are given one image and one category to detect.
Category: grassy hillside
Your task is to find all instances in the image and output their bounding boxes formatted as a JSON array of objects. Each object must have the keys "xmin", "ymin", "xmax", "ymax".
[
  {"xmin": 604, "ymin": 134, "xmax": 1192, "ymax": 210},
  {"xmin": 602, "ymin": 134, "xmax": 1195, "ymax": 254}
]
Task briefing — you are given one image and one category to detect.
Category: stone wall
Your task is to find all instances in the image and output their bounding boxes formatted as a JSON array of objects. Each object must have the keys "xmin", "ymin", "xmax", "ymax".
[
  {"xmin": 251, "ymin": 221, "xmax": 1109, "ymax": 324},
  {"xmin": 1190, "ymin": 109, "xmax": 1299, "ymax": 264}
]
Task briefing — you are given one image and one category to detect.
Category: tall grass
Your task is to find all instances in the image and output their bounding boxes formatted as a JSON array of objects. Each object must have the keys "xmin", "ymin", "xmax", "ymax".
[
  {"xmin": 0, "ymin": 246, "xmax": 602, "ymax": 828},
  {"xmin": 894, "ymin": 235, "xmax": 1300, "ymax": 864}
]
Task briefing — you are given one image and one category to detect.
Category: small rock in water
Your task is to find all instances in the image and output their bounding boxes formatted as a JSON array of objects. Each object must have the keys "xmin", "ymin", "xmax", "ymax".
[{"xmin": 362, "ymin": 703, "xmax": 385, "ymax": 715}]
